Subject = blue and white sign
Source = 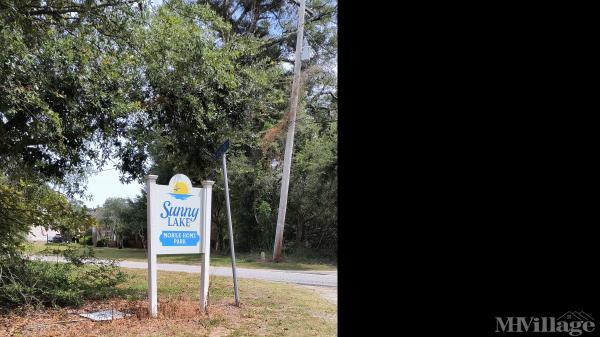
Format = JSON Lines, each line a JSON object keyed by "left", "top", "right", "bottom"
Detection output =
{"left": 146, "top": 173, "right": 214, "bottom": 317}
{"left": 159, "top": 231, "right": 200, "bottom": 246}
{"left": 149, "top": 174, "right": 207, "bottom": 255}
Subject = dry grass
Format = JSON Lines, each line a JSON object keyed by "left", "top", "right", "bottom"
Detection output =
{"left": 0, "top": 268, "right": 337, "bottom": 337}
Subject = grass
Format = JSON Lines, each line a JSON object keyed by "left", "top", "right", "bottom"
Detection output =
{"left": 0, "top": 267, "right": 337, "bottom": 337}
{"left": 24, "top": 242, "right": 337, "bottom": 271}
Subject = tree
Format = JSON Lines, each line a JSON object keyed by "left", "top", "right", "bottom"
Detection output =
{"left": 0, "top": 0, "right": 148, "bottom": 193}
{"left": 122, "top": 191, "right": 148, "bottom": 252}
{"left": 287, "top": 120, "right": 336, "bottom": 252}
{"left": 138, "top": 0, "right": 288, "bottom": 183}
{"left": 0, "top": 0, "right": 147, "bottom": 252}
{"left": 91, "top": 192, "right": 147, "bottom": 251}
{"left": 97, "top": 198, "right": 130, "bottom": 248}
{"left": 0, "top": 176, "right": 95, "bottom": 255}
{"left": 142, "top": 0, "right": 337, "bottom": 257}
{"left": 1, "top": 0, "right": 338, "bottom": 260}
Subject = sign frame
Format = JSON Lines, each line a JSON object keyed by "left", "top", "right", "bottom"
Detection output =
{"left": 146, "top": 174, "right": 214, "bottom": 317}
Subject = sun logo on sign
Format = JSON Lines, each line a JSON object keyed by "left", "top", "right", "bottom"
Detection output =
{"left": 169, "top": 181, "right": 193, "bottom": 200}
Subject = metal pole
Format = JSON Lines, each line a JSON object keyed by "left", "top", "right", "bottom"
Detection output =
{"left": 222, "top": 153, "right": 240, "bottom": 306}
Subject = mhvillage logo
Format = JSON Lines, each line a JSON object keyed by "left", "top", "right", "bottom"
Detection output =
{"left": 496, "top": 311, "right": 596, "bottom": 336}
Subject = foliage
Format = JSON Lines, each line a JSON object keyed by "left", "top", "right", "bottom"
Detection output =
{"left": 121, "top": 191, "right": 148, "bottom": 249}
{"left": 81, "top": 234, "right": 93, "bottom": 246}
{"left": 138, "top": 0, "right": 288, "bottom": 183}
{"left": 0, "top": 249, "right": 126, "bottom": 310}
{"left": 96, "top": 238, "right": 108, "bottom": 247}
{"left": 97, "top": 197, "right": 129, "bottom": 246}
{"left": 139, "top": 0, "right": 338, "bottom": 256}
{"left": 93, "top": 191, "right": 147, "bottom": 249}
{"left": 0, "top": 176, "right": 95, "bottom": 256}
{"left": 0, "top": 0, "right": 148, "bottom": 191}
{"left": 1, "top": 0, "right": 338, "bottom": 259}
{"left": 287, "top": 119, "right": 337, "bottom": 251}
{"left": 40, "top": 243, "right": 96, "bottom": 266}
{"left": 0, "top": 0, "right": 146, "bottom": 255}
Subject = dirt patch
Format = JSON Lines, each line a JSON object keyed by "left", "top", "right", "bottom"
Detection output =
{"left": 312, "top": 312, "right": 337, "bottom": 322}
{"left": 299, "top": 285, "right": 337, "bottom": 305}
{"left": 0, "top": 298, "right": 243, "bottom": 337}
{"left": 208, "top": 326, "right": 232, "bottom": 337}
{"left": 0, "top": 271, "right": 337, "bottom": 337}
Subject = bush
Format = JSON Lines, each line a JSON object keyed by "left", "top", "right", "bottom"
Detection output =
{"left": 96, "top": 238, "right": 108, "bottom": 247}
{"left": 0, "top": 248, "right": 126, "bottom": 310}
{"left": 80, "top": 235, "right": 93, "bottom": 246}
{"left": 0, "top": 259, "right": 83, "bottom": 308}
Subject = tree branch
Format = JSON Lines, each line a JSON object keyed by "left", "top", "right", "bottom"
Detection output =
{"left": 26, "top": 0, "right": 140, "bottom": 16}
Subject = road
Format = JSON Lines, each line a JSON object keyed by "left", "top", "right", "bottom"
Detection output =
{"left": 32, "top": 256, "right": 337, "bottom": 288}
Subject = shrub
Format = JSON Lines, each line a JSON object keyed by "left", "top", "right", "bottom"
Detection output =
{"left": 80, "top": 235, "right": 93, "bottom": 246}
{"left": 96, "top": 238, "right": 108, "bottom": 247}
{"left": 0, "top": 248, "right": 126, "bottom": 310}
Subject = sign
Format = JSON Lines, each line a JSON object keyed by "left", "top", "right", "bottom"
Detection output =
{"left": 80, "top": 310, "right": 130, "bottom": 321}
{"left": 150, "top": 174, "right": 204, "bottom": 254}
{"left": 159, "top": 231, "right": 200, "bottom": 246}
{"left": 214, "top": 139, "right": 230, "bottom": 159}
{"left": 146, "top": 174, "right": 214, "bottom": 317}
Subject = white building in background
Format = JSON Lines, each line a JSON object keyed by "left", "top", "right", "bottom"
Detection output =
{"left": 27, "top": 226, "right": 60, "bottom": 242}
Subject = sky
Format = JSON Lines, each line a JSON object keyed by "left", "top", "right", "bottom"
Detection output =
{"left": 81, "top": 167, "right": 144, "bottom": 209}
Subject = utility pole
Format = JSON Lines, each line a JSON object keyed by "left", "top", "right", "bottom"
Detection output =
{"left": 273, "top": 0, "right": 307, "bottom": 262}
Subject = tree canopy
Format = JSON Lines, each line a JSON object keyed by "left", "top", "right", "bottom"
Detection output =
{"left": 0, "top": 0, "right": 146, "bottom": 192}
{"left": 1, "top": 0, "right": 143, "bottom": 254}
{"left": 1, "top": 0, "right": 337, "bottom": 257}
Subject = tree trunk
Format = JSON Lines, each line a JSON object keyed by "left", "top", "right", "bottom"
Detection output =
{"left": 316, "top": 226, "right": 329, "bottom": 249}
{"left": 215, "top": 226, "right": 221, "bottom": 253}
{"left": 140, "top": 232, "right": 147, "bottom": 257}
{"left": 296, "top": 217, "right": 303, "bottom": 248}
{"left": 92, "top": 227, "right": 98, "bottom": 247}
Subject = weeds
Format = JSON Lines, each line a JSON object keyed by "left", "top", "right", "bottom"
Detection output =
{"left": 0, "top": 248, "right": 126, "bottom": 311}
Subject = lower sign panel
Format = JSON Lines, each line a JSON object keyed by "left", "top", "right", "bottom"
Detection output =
{"left": 160, "top": 231, "right": 200, "bottom": 246}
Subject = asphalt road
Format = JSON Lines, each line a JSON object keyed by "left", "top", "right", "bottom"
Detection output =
{"left": 32, "top": 256, "right": 337, "bottom": 288}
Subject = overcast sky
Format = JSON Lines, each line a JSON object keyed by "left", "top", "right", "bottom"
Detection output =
{"left": 80, "top": 168, "right": 144, "bottom": 209}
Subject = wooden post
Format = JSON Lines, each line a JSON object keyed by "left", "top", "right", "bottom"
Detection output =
{"left": 145, "top": 174, "right": 158, "bottom": 318}
{"left": 273, "top": 0, "right": 306, "bottom": 262}
{"left": 200, "top": 180, "right": 214, "bottom": 312}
